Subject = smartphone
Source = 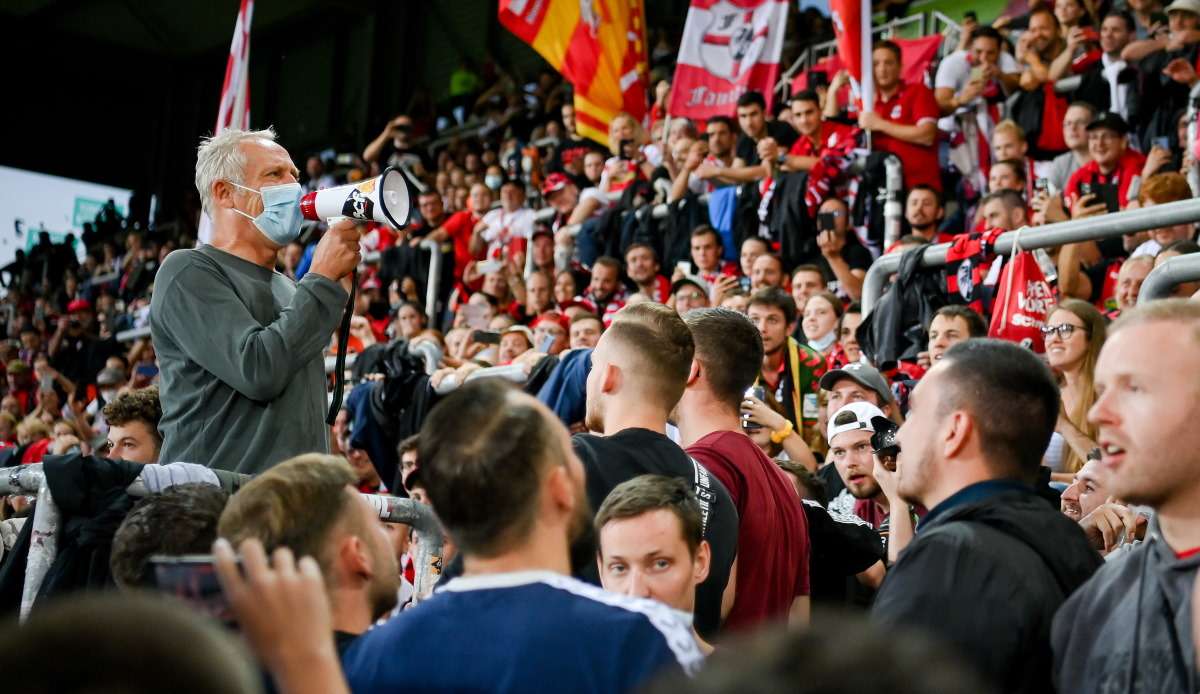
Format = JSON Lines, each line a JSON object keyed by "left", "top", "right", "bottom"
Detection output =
{"left": 151, "top": 554, "right": 237, "bottom": 625}
{"left": 538, "top": 334, "right": 557, "bottom": 353}
{"left": 476, "top": 259, "right": 503, "bottom": 275}
{"left": 40, "top": 375, "right": 53, "bottom": 390}
{"left": 1153, "top": 136, "right": 1171, "bottom": 150}
{"left": 619, "top": 138, "right": 635, "bottom": 161}
{"left": 1079, "top": 182, "right": 1093, "bottom": 197}
{"left": 472, "top": 330, "right": 501, "bottom": 345}
{"left": 135, "top": 363, "right": 159, "bottom": 379}
{"left": 676, "top": 260, "right": 692, "bottom": 274}
{"left": 1034, "top": 177, "right": 1049, "bottom": 194}
{"left": 969, "top": 66, "right": 985, "bottom": 83}
{"left": 808, "top": 71, "right": 829, "bottom": 90}
{"left": 817, "top": 212, "right": 837, "bottom": 232}
{"left": 741, "top": 386, "right": 766, "bottom": 432}
{"left": 1100, "top": 183, "right": 1121, "bottom": 213}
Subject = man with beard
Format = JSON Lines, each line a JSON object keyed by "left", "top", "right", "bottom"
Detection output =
{"left": 624, "top": 243, "right": 671, "bottom": 303}
{"left": 343, "top": 380, "right": 701, "bottom": 691}
{"left": 872, "top": 339, "right": 1101, "bottom": 693}
{"left": 1053, "top": 300, "right": 1200, "bottom": 692}
{"left": 218, "top": 454, "right": 399, "bottom": 656}
{"left": 826, "top": 402, "right": 914, "bottom": 559}
{"left": 903, "top": 186, "right": 956, "bottom": 246}
{"left": 579, "top": 256, "right": 627, "bottom": 325}
{"left": 573, "top": 302, "right": 737, "bottom": 640}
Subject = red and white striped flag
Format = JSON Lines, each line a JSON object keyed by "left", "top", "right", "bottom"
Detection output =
{"left": 668, "top": 0, "right": 788, "bottom": 121}
{"left": 830, "top": 0, "right": 874, "bottom": 113}
{"left": 199, "top": 0, "right": 254, "bottom": 244}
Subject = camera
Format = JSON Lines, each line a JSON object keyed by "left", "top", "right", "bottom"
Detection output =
{"left": 870, "top": 416, "right": 900, "bottom": 471}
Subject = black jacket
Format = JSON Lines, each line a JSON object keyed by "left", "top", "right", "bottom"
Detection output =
{"left": 857, "top": 247, "right": 946, "bottom": 367}
{"left": 872, "top": 485, "right": 1102, "bottom": 693}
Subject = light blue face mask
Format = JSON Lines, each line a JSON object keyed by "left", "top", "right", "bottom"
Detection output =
{"left": 229, "top": 181, "right": 304, "bottom": 246}
{"left": 808, "top": 329, "right": 838, "bottom": 352}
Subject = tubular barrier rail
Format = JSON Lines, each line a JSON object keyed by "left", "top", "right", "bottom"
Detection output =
{"left": 1, "top": 462, "right": 445, "bottom": 620}
{"left": 432, "top": 363, "right": 530, "bottom": 395}
{"left": 861, "top": 198, "right": 1200, "bottom": 315}
{"left": 1138, "top": 254, "right": 1200, "bottom": 303}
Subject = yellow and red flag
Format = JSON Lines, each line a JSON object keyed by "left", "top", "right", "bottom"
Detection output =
{"left": 499, "top": 0, "right": 648, "bottom": 146}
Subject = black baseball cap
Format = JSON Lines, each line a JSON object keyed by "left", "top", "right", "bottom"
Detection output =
{"left": 1086, "top": 112, "right": 1129, "bottom": 136}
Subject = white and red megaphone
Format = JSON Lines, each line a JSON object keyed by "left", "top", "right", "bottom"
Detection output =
{"left": 299, "top": 166, "right": 413, "bottom": 229}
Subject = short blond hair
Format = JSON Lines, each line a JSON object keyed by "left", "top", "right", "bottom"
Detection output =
{"left": 993, "top": 119, "right": 1026, "bottom": 143}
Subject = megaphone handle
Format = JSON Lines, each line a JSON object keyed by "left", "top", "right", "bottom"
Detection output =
{"left": 325, "top": 267, "right": 357, "bottom": 425}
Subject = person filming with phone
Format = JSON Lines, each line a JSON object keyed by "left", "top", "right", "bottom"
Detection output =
{"left": 813, "top": 198, "right": 872, "bottom": 302}
{"left": 151, "top": 128, "right": 362, "bottom": 474}
{"left": 1064, "top": 111, "right": 1145, "bottom": 216}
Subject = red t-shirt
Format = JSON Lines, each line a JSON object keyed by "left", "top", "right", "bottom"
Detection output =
{"left": 871, "top": 83, "right": 941, "bottom": 191}
{"left": 1063, "top": 149, "right": 1147, "bottom": 211}
{"left": 788, "top": 120, "right": 857, "bottom": 158}
{"left": 687, "top": 430, "right": 810, "bottom": 631}
{"left": 441, "top": 210, "right": 483, "bottom": 283}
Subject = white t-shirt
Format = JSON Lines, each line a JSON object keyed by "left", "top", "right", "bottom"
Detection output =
{"left": 935, "top": 49, "right": 1020, "bottom": 95}
{"left": 1130, "top": 239, "right": 1162, "bottom": 259}
{"left": 480, "top": 207, "right": 534, "bottom": 260}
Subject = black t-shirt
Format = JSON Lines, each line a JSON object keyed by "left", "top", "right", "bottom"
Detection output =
{"left": 811, "top": 240, "right": 873, "bottom": 284}
{"left": 802, "top": 499, "right": 884, "bottom": 608}
{"left": 735, "top": 120, "right": 799, "bottom": 166}
{"left": 572, "top": 427, "right": 739, "bottom": 640}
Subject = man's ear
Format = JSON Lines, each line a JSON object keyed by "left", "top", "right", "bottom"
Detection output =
{"left": 943, "top": 410, "right": 972, "bottom": 461}
{"left": 212, "top": 179, "right": 237, "bottom": 211}
{"left": 337, "top": 534, "right": 372, "bottom": 582}
{"left": 693, "top": 540, "right": 712, "bottom": 585}
{"left": 601, "top": 362, "right": 620, "bottom": 396}
{"left": 686, "top": 359, "right": 701, "bottom": 387}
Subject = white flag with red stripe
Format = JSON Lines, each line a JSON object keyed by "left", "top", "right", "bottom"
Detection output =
{"left": 668, "top": 0, "right": 788, "bottom": 121}
{"left": 830, "top": 0, "right": 873, "bottom": 113}
{"left": 199, "top": 0, "right": 254, "bottom": 244}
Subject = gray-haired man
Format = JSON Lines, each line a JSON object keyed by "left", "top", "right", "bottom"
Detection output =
{"left": 151, "top": 128, "right": 361, "bottom": 473}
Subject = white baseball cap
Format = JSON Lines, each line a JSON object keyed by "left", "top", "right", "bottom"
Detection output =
{"left": 827, "top": 401, "right": 887, "bottom": 444}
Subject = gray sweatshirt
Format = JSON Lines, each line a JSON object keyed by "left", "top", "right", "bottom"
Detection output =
{"left": 150, "top": 245, "right": 347, "bottom": 474}
{"left": 1052, "top": 518, "right": 1199, "bottom": 693}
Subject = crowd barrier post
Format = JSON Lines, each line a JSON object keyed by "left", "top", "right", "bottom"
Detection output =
{"left": 362, "top": 494, "right": 445, "bottom": 603}
{"left": 1137, "top": 253, "right": 1200, "bottom": 303}
{"left": 883, "top": 155, "right": 904, "bottom": 250}
{"left": 861, "top": 198, "right": 1200, "bottom": 315}
{"left": 419, "top": 237, "right": 442, "bottom": 327}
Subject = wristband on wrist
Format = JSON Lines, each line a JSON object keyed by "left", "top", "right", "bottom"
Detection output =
{"left": 769, "top": 420, "right": 794, "bottom": 444}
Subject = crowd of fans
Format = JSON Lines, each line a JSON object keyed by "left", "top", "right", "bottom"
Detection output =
{"left": 2, "top": 2, "right": 1200, "bottom": 692}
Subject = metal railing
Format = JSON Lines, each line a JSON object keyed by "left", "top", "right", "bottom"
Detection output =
{"left": 1138, "top": 254, "right": 1200, "bottom": 303}
{"left": 861, "top": 198, "right": 1200, "bottom": 315}
{"left": 1, "top": 462, "right": 445, "bottom": 620}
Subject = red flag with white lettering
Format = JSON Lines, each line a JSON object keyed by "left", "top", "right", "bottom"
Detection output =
{"left": 829, "top": 0, "right": 873, "bottom": 113}
{"left": 668, "top": 0, "right": 788, "bottom": 121}
{"left": 199, "top": 0, "right": 254, "bottom": 245}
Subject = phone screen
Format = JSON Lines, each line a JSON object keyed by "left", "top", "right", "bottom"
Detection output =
{"left": 1101, "top": 183, "right": 1121, "bottom": 213}
{"left": 151, "top": 554, "right": 236, "bottom": 626}
{"left": 817, "top": 212, "right": 837, "bottom": 232}
{"left": 461, "top": 304, "right": 490, "bottom": 330}
{"left": 538, "top": 335, "right": 557, "bottom": 353}
{"left": 472, "top": 330, "right": 501, "bottom": 345}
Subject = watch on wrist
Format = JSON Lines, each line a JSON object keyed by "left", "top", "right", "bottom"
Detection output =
{"left": 776, "top": 151, "right": 788, "bottom": 165}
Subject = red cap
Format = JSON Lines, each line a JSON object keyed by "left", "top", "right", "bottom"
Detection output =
{"left": 531, "top": 311, "right": 569, "bottom": 332}
{"left": 67, "top": 299, "right": 92, "bottom": 314}
{"left": 541, "top": 173, "right": 571, "bottom": 197}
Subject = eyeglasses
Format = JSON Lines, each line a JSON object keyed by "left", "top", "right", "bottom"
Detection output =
{"left": 1040, "top": 323, "right": 1087, "bottom": 340}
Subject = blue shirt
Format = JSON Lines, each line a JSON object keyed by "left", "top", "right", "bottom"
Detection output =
{"left": 918, "top": 479, "right": 1032, "bottom": 530}
{"left": 342, "top": 570, "right": 702, "bottom": 693}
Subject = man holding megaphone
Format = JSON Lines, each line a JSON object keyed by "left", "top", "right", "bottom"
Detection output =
{"left": 150, "top": 127, "right": 409, "bottom": 474}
